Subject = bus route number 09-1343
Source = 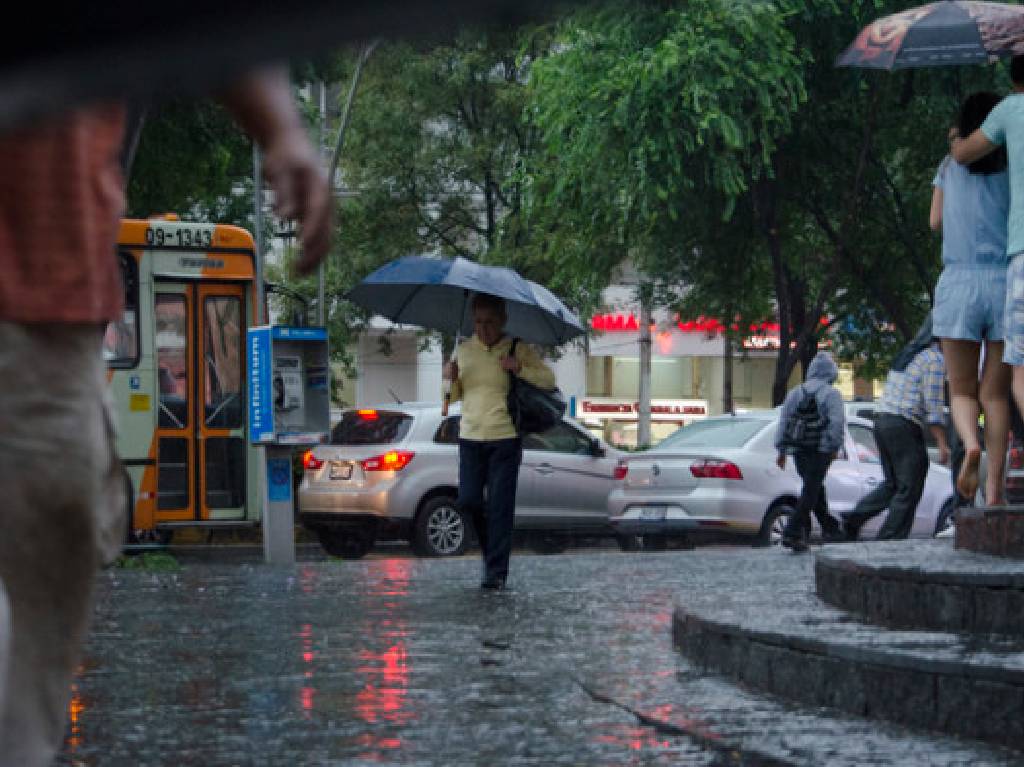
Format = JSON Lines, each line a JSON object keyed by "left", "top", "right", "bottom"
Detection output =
{"left": 145, "top": 226, "right": 213, "bottom": 249}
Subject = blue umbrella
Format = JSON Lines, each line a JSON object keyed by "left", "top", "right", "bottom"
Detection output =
{"left": 346, "top": 255, "right": 585, "bottom": 346}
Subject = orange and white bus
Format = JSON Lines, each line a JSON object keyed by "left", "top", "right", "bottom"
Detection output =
{"left": 104, "top": 216, "right": 263, "bottom": 543}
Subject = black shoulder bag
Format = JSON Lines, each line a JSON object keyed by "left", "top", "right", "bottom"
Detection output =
{"left": 506, "top": 338, "right": 566, "bottom": 434}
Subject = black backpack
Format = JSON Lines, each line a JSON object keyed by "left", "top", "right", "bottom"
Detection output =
{"left": 782, "top": 385, "right": 826, "bottom": 451}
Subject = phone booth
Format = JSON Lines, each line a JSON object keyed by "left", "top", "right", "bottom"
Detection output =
{"left": 248, "top": 325, "right": 330, "bottom": 564}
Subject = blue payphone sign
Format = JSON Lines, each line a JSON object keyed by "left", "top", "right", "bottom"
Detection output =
{"left": 248, "top": 326, "right": 275, "bottom": 443}
{"left": 247, "top": 325, "right": 330, "bottom": 445}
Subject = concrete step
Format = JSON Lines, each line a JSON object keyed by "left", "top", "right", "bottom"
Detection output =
{"left": 815, "top": 540, "right": 1024, "bottom": 635}
{"left": 672, "top": 543, "right": 1024, "bottom": 751}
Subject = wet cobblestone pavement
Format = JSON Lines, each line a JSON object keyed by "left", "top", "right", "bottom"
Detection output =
{"left": 56, "top": 547, "right": 1022, "bottom": 766}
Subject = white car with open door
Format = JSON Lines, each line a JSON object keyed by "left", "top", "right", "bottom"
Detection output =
{"left": 608, "top": 410, "right": 957, "bottom": 545}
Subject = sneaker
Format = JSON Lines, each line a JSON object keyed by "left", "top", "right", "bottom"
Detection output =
{"left": 480, "top": 577, "right": 506, "bottom": 590}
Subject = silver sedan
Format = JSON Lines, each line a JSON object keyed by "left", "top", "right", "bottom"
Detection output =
{"left": 608, "top": 410, "right": 958, "bottom": 545}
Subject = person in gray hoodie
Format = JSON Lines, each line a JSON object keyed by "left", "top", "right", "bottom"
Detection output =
{"left": 775, "top": 351, "right": 845, "bottom": 551}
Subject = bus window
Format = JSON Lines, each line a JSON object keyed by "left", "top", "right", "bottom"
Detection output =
{"left": 203, "top": 296, "right": 242, "bottom": 428}
{"left": 103, "top": 252, "right": 139, "bottom": 368}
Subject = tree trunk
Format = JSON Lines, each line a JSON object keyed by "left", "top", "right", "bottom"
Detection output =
{"left": 722, "top": 333, "right": 734, "bottom": 415}
{"left": 755, "top": 178, "right": 797, "bottom": 406}
{"left": 637, "top": 288, "right": 652, "bottom": 448}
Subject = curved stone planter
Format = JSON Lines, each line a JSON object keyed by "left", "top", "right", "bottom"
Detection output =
{"left": 673, "top": 575, "right": 1024, "bottom": 750}
{"left": 815, "top": 542, "right": 1024, "bottom": 635}
{"left": 956, "top": 507, "right": 1024, "bottom": 557}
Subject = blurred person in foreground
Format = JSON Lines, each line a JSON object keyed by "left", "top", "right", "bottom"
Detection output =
{"left": 774, "top": 351, "right": 845, "bottom": 553}
{"left": 0, "top": 67, "right": 331, "bottom": 767}
{"left": 843, "top": 319, "right": 949, "bottom": 541}
{"left": 443, "top": 293, "right": 555, "bottom": 590}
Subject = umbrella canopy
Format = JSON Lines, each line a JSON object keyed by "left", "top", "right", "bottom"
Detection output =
{"left": 837, "top": 1, "right": 1024, "bottom": 70}
{"left": 346, "top": 256, "right": 585, "bottom": 346}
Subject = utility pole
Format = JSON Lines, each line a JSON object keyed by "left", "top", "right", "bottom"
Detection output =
{"left": 317, "top": 40, "right": 380, "bottom": 326}
{"left": 253, "top": 146, "right": 265, "bottom": 324}
{"left": 316, "top": 80, "right": 328, "bottom": 325}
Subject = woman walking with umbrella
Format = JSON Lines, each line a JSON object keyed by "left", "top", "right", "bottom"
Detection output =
{"left": 443, "top": 292, "right": 555, "bottom": 589}
{"left": 347, "top": 255, "right": 581, "bottom": 586}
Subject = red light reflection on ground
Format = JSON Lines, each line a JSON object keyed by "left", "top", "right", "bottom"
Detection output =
{"left": 299, "top": 622, "right": 315, "bottom": 717}
{"left": 594, "top": 724, "right": 670, "bottom": 751}
{"left": 368, "top": 559, "right": 412, "bottom": 597}
{"left": 66, "top": 669, "right": 86, "bottom": 753}
{"left": 351, "top": 559, "right": 418, "bottom": 758}
{"left": 355, "top": 642, "right": 412, "bottom": 725}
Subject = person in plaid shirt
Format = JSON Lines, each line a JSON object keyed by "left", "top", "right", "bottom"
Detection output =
{"left": 843, "top": 320, "right": 950, "bottom": 540}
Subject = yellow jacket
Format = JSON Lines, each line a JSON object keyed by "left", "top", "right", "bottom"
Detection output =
{"left": 448, "top": 335, "right": 556, "bottom": 441}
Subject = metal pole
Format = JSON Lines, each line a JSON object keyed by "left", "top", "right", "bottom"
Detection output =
{"left": 253, "top": 145, "right": 265, "bottom": 325}
{"left": 317, "top": 80, "right": 328, "bottom": 325}
{"left": 316, "top": 41, "right": 380, "bottom": 327}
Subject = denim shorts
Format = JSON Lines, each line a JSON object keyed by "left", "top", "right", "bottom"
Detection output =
{"left": 933, "top": 264, "right": 1007, "bottom": 342}
{"left": 1004, "top": 254, "right": 1024, "bottom": 365}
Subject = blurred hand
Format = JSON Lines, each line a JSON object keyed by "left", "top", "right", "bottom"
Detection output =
{"left": 262, "top": 127, "right": 331, "bottom": 275}
{"left": 938, "top": 446, "right": 950, "bottom": 466}
{"left": 443, "top": 360, "right": 459, "bottom": 381}
{"left": 500, "top": 355, "right": 522, "bottom": 374}
{"left": 775, "top": 454, "right": 786, "bottom": 470}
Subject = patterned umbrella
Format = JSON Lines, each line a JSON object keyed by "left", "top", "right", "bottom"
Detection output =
{"left": 837, "top": 1, "right": 1024, "bottom": 70}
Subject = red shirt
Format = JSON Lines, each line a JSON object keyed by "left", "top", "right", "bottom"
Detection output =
{"left": 0, "top": 104, "right": 127, "bottom": 323}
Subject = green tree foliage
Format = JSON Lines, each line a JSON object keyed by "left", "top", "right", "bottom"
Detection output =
{"left": 523, "top": 0, "right": 809, "bottom": 317}
{"left": 524, "top": 0, "right": 1008, "bottom": 401}
{"left": 297, "top": 31, "right": 545, "bottom": 369}
{"left": 126, "top": 99, "right": 254, "bottom": 226}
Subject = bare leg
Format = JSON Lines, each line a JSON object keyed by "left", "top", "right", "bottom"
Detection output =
{"left": 942, "top": 339, "right": 982, "bottom": 499}
{"left": 979, "top": 341, "right": 1011, "bottom": 505}
{"left": 1012, "top": 367, "right": 1024, "bottom": 465}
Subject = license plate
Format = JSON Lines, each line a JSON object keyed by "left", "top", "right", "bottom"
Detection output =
{"left": 640, "top": 507, "right": 666, "bottom": 521}
{"left": 329, "top": 462, "right": 353, "bottom": 480}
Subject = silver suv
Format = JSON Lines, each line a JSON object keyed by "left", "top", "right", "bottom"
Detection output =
{"left": 298, "top": 403, "right": 625, "bottom": 558}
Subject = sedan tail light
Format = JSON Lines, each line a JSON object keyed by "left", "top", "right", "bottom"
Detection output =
{"left": 690, "top": 459, "right": 743, "bottom": 480}
{"left": 302, "top": 450, "right": 324, "bottom": 471}
{"left": 613, "top": 460, "right": 628, "bottom": 480}
{"left": 361, "top": 450, "right": 415, "bottom": 472}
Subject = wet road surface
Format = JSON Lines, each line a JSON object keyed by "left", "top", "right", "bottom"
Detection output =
{"left": 55, "top": 548, "right": 1020, "bottom": 766}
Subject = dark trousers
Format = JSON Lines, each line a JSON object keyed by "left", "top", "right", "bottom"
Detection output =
{"left": 783, "top": 450, "right": 840, "bottom": 539}
{"left": 457, "top": 437, "right": 522, "bottom": 581}
{"left": 845, "top": 413, "right": 928, "bottom": 540}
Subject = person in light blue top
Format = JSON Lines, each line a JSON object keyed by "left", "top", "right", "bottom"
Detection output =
{"left": 953, "top": 57, "right": 1024, "bottom": 506}
{"left": 932, "top": 92, "right": 1011, "bottom": 505}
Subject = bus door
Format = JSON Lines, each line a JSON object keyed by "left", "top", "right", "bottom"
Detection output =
{"left": 155, "top": 282, "right": 247, "bottom": 523}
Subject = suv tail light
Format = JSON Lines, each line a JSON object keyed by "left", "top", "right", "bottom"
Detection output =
{"left": 613, "top": 460, "right": 628, "bottom": 480}
{"left": 690, "top": 459, "right": 743, "bottom": 480}
{"left": 302, "top": 450, "right": 324, "bottom": 471}
{"left": 361, "top": 450, "right": 415, "bottom": 472}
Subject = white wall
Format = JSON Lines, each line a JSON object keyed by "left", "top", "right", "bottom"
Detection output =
{"left": 356, "top": 331, "right": 434, "bottom": 406}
